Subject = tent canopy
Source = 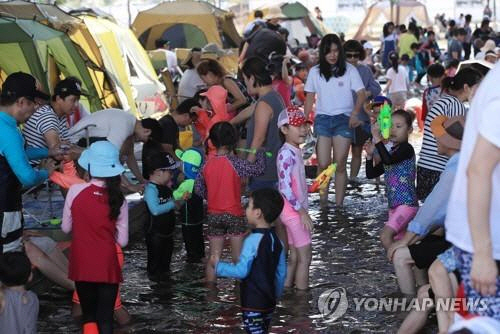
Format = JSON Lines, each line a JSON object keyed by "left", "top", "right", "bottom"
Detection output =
{"left": 72, "top": 10, "right": 165, "bottom": 117}
{"left": 235, "top": 2, "right": 329, "bottom": 46}
{"left": 0, "top": 0, "right": 120, "bottom": 111}
{"left": 354, "top": 0, "right": 431, "bottom": 41}
{"left": 132, "top": 0, "right": 242, "bottom": 51}
{"left": 0, "top": 16, "right": 103, "bottom": 111}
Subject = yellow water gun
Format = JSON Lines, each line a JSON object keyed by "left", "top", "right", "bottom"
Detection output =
{"left": 377, "top": 102, "right": 392, "bottom": 140}
{"left": 308, "top": 163, "right": 336, "bottom": 193}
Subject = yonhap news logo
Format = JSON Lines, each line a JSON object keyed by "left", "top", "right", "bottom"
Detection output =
{"left": 317, "top": 287, "right": 349, "bottom": 320}
{"left": 318, "top": 287, "right": 489, "bottom": 320}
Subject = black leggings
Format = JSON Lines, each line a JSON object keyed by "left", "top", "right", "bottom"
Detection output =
{"left": 75, "top": 281, "right": 119, "bottom": 334}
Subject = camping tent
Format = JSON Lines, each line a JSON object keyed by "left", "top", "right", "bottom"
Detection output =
{"left": 0, "top": 16, "right": 104, "bottom": 111}
{"left": 132, "top": 0, "right": 242, "bottom": 51}
{"left": 72, "top": 10, "right": 166, "bottom": 117}
{"left": 354, "top": 0, "right": 431, "bottom": 41}
{"left": 234, "top": 2, "right": 329, "bottom": 46}
{"left": 0, "top": 1, "right": 120, "bottom": 112}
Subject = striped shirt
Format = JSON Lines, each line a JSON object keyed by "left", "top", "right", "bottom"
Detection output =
{"left": 418, "top": 94, "right": 465, "bottom": 172}
{"left": 22, "top": 105, "right": 69, "bottom": 163}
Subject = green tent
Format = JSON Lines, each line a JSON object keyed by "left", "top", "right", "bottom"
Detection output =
{"left": 0, "top": 16, "right": 101, "bottom": 111}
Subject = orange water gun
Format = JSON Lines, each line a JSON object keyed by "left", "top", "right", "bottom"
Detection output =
{"left": 308, "top": 163, "right": 336, "bottom": 193}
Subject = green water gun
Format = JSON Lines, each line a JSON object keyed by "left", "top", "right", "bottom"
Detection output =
{"left": 173, "top": 179, "right": 195, "bottom": 201}
{"left": 235, "top": 148, "right": 273, "bottom": 157}
{"left": 377, "top": 102, "right": 392, "bottom": 140}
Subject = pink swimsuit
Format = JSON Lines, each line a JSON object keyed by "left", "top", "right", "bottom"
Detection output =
{"left": 277, "top": 143, "right": 311, "bottom": 248}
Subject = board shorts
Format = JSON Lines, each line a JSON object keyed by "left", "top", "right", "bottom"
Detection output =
{"left": 280, "top": 214, "right": 311, "bottom": 248}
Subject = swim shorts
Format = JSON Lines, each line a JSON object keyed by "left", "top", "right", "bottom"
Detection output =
{"left": 207, "top": 213, "right": 248, "bottom": 238}
{"left": 385, "top": 205, "right": 418, "bottom": 240}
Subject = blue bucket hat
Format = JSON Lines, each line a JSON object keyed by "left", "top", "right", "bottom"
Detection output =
{"left": 78, "top": 141, "right": 125, "bottom": 177}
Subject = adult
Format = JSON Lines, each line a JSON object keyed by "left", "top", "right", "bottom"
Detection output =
{"left": 0, "top": 72, "right": 74, "bottom": 290}
{"left": 156, "top": 99, "right": 198, "bottom": 163}
{"left": 68, "top": 109, "right": 153, "bottom": 187}
{"left": 422, "top": 30, "right": 441, "bottom": 62}
{"left": 23, "top": 78, "right": 82, "bottom": 164}
{"left": 304, "top": 34, "right": 366, "bottom": 207}
{"left": 463, "top": 14, "right": 473, "bottom": 60}
{"left": 398, "top": 24, "right": 419, "bottom": 58}
{"left": 381, "top": 22, "right": 397, "bottom": 69}
{"left": 447, "top": 28, "right": 466, "bottom": 64}
{"left": 231, "top": 57, "right": 285, "bottom": 191}
{"left": 444, "top": 60, "right": 500, "bottom": 322}
{"left": 344, "top": 40, "right": 381, "bottom": 181}
{"left": 243, "top": 10, "right": 265, "bottom": 39}
{"left": 196, "top": 59, "right": 252, "bottom": 113}
{"left": 153, "top": 39, "right": 178, "bottom": 76}
{"left": 384, "top": 52, "right": 409, "bottom": 110}
{"left": 177, "top": 48, "right": 205, "bottom": 102}
{"left": 417, "top": 68, "right": 482, "bottom": 201}
{"left": 472, "top": 19, "right": 494, "bottom": 55}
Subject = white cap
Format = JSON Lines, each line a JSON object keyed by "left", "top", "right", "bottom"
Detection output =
{"left": 363, "top": 42, "right": 374, "bottom": 49}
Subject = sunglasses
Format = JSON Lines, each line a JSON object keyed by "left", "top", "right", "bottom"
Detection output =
{"left": 345, "top": 52, "right": 360, "bottom": 59}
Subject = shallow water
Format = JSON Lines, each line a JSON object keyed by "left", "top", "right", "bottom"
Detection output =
{"left": 36, "top": 135, "right": 437, "bottom": 334}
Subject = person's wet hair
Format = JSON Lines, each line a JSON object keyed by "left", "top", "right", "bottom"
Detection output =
{"left": 209, "top": 121, "right": 238, "bottom": 150}
{"left": 249, "top": 188, "right": 284, "bottom": 223}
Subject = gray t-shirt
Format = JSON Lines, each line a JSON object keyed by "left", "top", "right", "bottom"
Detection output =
{"left": 0, "top": 288, "right": 39, "bottom": 334}
{"left": 246, "top": 90, "right": 285, "bottom": 183}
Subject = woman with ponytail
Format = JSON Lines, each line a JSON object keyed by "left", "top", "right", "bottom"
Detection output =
{"left": 304, "top": 33, "right": 366, "bottom": 207}
{"left": 62, "top": 141, "right": 128, "bottom": 334}
{"left": 384, "top": 52, "right": 409, "bottom": 109}
{"left": 417, "top": 67, "right": 483, "bottom": 200}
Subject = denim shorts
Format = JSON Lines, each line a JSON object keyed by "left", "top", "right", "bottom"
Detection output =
{"left": 314, "top": 113, "right": 353, "bottom": 139}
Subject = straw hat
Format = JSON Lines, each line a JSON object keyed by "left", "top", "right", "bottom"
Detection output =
{"left": 481, "top": 39, "right": 496, "bottom": 53}
{"left": 264, "top": 6, "right": 284, "bottom": 21}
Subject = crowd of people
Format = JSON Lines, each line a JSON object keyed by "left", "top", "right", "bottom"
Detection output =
{"left": 0, "top": 8, "right": 499, "bottom": 334}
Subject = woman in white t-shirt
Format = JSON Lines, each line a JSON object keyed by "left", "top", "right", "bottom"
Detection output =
{"left": 304, "top": 34, "right": 366, "bottom": 207}
{"left": 384, "top": 52, "right": 409, "bottom": 110}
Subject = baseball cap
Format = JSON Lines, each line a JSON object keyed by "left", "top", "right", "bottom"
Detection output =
{"left": 430, "top": 115, "right": 465, "bottom": 151}
{"left": 373, "top": 95, "right": 393, "bottom": 106}
{"left": 277, "top": 106, "right": 311, "bottom": 127}
{"left": 54, "top": 78, "right": 82, "bottom": 98}
{"left": 148, "top": 152, "right": 181, "bottom": 172}
{"left": 363, "top": 42, "right": 374, "bottom": 50}
{"left": 1, "top": 72, "right": 50, "bottom": 101}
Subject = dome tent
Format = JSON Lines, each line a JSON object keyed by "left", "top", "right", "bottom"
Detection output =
{"left": 354, "top": 0, "right": 431, "bottom": 41}
{"left": 132, "top": 0, "right": 242, "bottom": 51}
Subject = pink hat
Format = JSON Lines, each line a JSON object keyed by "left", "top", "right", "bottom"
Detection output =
{"left": 200, "top": 85, "right": 227, "bottom": 114}
{"left": 277, "top": 106, "right": 311, "bottom": 127}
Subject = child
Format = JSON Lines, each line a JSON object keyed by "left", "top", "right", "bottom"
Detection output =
{"left": 143, "top": 152, "right": 182, "bottom": 281}
{"left": 195, "top": 122, "right": 265, "bottom": 281}
{"left": 276, "top": 106, "right": 314, "bottom": 290}
{"left": 421, "top": 64, "right": 445, "bottom": 124}
{"left": 365, "top": 110, "right": 418, "bottom": 251}
{"left": 0, "top": 252, "right": 38, "bottom": 334}
{"left": 445, "top": 59, "right": 459, "bottom": 77}
{"left": 62, "top": 141, "right": 128, "bottom": 334}
{"left": 384, "top": 52, "right": 409, "bottom": 110}
{"left": 175, "top": 148, "right": 205, "bottom": 263}
{"left": 208, "top": 188, "right": 286, "bottom": 334}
